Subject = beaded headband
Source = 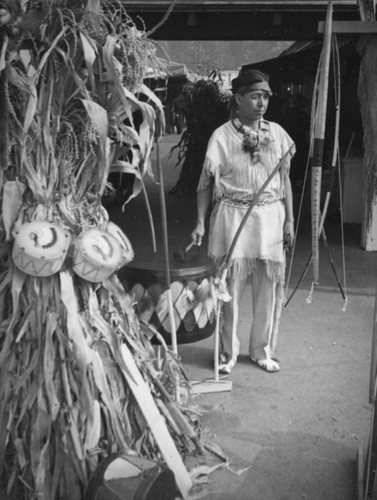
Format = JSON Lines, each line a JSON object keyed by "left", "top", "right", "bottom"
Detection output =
{"left": 234, "top": 81, "right": 272, "bottom": 96}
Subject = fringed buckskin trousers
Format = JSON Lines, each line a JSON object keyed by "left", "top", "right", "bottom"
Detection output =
{"left": 220, "top": 259, "right": 279, "bottom": 363}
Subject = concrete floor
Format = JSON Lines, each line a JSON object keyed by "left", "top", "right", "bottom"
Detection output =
{"left": 107, "top": 134, "right": 377, "bottom": 500}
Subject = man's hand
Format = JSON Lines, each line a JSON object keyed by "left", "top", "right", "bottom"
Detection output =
{"left": 283, "top": 220, "right": 295, "bottom": 251}
{"left": 191, "top": 222, "right": 205, "bottom": 246}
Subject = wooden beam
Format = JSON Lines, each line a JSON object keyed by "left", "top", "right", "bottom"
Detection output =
{"left": 190, "top": 379, "right": 233, "bottom": 394}
{"left": 130, "top": 10, "right": 358, "bottom": 40}
{"left": 122, "top": 0, "right": 360, "bottom": 10}
{"left": 119, "top": 343, "right": 193, "bottom": 498}
{"left": 318, "top": 20, "right": 377, "bottom": 32}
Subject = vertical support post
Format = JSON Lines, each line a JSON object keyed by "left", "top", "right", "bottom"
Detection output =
{"left": 155, "top": 138, "right": 178, "bottom": 354}
{"left": 311, "top": 2, "right": 333, "bottom": 284}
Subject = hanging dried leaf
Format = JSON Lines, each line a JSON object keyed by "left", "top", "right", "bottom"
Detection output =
{"left": 0, "top": 2, "right": 213, "bottom": 499}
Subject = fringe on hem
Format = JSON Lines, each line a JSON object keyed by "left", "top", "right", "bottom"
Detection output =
{"left": 211, "top": 256, "right": 286, "bottom": 357}
{"left": 211, "top": 256, "right": 285, "bottom": 283}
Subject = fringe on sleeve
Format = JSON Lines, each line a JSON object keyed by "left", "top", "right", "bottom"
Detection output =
{"left": 281, "top": 135, "right": 296, "bottom": 174}
{"left": 197, "top": 157, "right": 218, "bottom": 191}
{"left": 279, "top": 133, "right": 296, "bottom": 198}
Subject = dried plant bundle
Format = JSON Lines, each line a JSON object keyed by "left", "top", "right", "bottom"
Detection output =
{"left": 0, "top": 2, "right": 203, "bottom": 499}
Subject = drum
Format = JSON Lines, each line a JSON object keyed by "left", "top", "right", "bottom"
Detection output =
{"left": 122, "top": 256, "right": 217, "bottom": 345}
{"left": 85, "top": 453, "right": 177, "bottom": 500}
{"left": 72, "top": 228, "right": 123, "bottom": 283}
{"left": 12, "top": 220, "right": 71, "bottom": 277}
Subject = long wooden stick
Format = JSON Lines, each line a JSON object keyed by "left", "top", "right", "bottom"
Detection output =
{"left": 369, "top": 285, "right": 377, "bottom": 403}
{"left": 221, "top": 143, "right": 295, "bottom": 275}
{"left": 311, "top": 2, "right": 333, "bottom": 285}
{"left": 140, "top": 176, "right": 157, "bottom": 252}
{"left": 148, "top": 365, "right": 205, "bottom": 454}
{"left": 213, "top": 301, "right": 222, "bottom": 382}
{"left": 156, "top": 138, "right": 178, "bottom": 354}
{"left": 284, "top": 223, "right": 346, "bottom": 309}
{"left": 119, "top": 343, "right": 192, "bottom": 498}
{"left": 285, "top": 32, "right": 347, "bottom": 308}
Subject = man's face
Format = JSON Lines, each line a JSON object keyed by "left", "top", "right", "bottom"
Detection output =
{"left": 236, "top": 90, "right": 270, "bottom": 123}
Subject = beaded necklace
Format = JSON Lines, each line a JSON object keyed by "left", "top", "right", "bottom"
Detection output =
{"left": 232, "top": 118, "right": 275, "bottom": 157}
{"left": 232, "top": 118, "right": 261, "bottom": 156}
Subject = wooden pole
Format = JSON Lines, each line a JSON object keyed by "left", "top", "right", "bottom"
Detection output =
{"left": 155, "top": 138, "right": 178, "bottom": 354}
{"left": 120, "top": 343, "right": 192, "bottom": 498}
{"left": 285, "top": 34, "right": 347, "bottom": 308}
{"left": 311, "top": 2, "right": 333, "bottom": 285}
{"left": 223, "top": 144, "right": 294, "bottom": 272}
{"left": 369, "top": 284, "right": 377, "bottom": 403}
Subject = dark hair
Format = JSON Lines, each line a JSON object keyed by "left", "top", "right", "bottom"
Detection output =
{"left": 231, "top": 69, "right": 270, "bottom": 94}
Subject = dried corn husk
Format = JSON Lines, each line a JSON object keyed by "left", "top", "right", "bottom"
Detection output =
{"left": 0, "top": 2, "right": 205, "bottom": 499}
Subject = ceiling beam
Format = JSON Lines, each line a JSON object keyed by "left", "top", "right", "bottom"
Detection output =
{"left": 120, "top": 0, "right": 360, "bottom": 11}
{"left": 119, "top": 1, "right": 362, "bottom": 40}
{"left": 318, "top": 20, "right": 377, "bottom": 32}
{"left": 127, "top": 10, "right": 360, "bottom": 40}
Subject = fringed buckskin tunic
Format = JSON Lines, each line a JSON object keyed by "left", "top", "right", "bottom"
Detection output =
{"left": 197, "top": 119, "right": 295, "bottom": 284}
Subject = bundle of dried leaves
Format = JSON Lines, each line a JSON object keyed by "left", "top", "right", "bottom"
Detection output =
{"left": 170, "top": 78, "right": 230, "bottom": 197}
{"left": 0, "top": 2, "right": 204, "bottom": 499}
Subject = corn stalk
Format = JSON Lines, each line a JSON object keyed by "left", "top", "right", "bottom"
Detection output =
{"left": 0, "top": 2, "right": 200, "bottom": 499}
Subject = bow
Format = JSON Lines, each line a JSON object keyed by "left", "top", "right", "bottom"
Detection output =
{"left": 311, "top": 1, "right": 333, "bottom": 285}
